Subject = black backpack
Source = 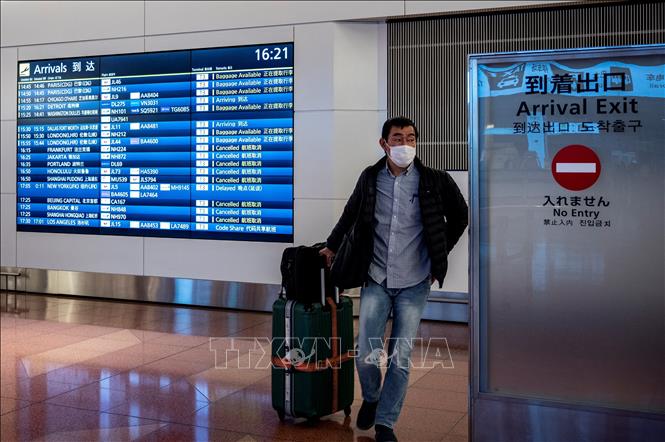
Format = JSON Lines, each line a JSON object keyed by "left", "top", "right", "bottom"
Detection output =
{"left": 280, "top": 243, "right": 334, "bottom": 304}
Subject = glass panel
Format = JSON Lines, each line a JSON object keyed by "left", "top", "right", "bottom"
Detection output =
{"left": 474, "top": 46, "right": 665, "bottom": 413}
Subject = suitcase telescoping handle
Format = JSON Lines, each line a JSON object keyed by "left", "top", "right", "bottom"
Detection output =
{"left": 320, "top": 268, "right": 325, "bottom": 306}
{"left": 319, "top": 267, "right": 340, "bottom": 306}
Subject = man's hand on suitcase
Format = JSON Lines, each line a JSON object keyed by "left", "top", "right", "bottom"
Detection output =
{"left": 319, "top": 247, "right": 336, "bottom": 268}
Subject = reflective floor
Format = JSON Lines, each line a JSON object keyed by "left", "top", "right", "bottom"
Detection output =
{"left": 1, "top": 293, "right": 469, "bottom": 441}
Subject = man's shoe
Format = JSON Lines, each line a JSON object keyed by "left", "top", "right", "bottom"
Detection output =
{"left": 356, "top": 400, "right": 378, "bottom": 430}
{"left": 375, "top": 424, "right": 398, "bottom": 442}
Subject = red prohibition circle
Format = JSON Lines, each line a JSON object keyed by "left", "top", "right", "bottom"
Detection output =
{"left": 551, "top": 144, "right": 601, "bottom": 191}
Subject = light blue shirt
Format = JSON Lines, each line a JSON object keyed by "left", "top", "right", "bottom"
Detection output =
{"left": 368, "top": 161, "right": 431, "bottom": 289}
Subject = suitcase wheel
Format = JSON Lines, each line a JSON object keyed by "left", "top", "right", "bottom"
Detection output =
{"left": 277, "top": 410, "right": 285, "bottom": 422}
{"left": 344, "top": 406, "right": 352, "bottom": 416}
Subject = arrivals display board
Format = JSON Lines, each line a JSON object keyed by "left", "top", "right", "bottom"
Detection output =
{"left": 16, "top": 43, "right": 294, "bottom": 242}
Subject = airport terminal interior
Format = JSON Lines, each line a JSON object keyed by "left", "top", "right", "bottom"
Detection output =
{"left": 1, "top": 294, "right": 469, "bottom": 441}
{"left": 1, "top": 1, "right": 663, "bottom": 441}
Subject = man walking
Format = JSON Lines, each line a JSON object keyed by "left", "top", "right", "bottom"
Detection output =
{"left": 320, "top": 117, "right": 468, "bottom": 442}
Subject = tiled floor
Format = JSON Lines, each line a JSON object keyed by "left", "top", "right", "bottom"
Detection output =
{"left": 1, "top": 293, "right": 469, "bottom": 441}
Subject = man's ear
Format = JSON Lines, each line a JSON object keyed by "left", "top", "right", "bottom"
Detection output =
{"left": 379, "top": 138, "right": 389, "bottom": 154}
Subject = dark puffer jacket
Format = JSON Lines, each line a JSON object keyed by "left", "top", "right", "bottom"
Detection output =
{"left": 326, "top": 156, "right": 468, "bottom": 287}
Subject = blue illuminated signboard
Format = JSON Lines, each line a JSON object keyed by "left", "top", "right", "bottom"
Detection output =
{"left": 16, "top": 43, "right": 294, "bottom": 242}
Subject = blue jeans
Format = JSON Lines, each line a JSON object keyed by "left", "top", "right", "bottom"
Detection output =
{"left": 356, "top": 276, "right": 431, "bottom": 429}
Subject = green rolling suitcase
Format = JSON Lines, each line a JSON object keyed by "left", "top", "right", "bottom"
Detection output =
{"left": 271, "top": 268, "right": 355, "bottom": 422}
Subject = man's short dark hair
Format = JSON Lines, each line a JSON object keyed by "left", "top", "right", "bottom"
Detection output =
{"left": 381, "top": 116, "right": 419, "bottom": 140}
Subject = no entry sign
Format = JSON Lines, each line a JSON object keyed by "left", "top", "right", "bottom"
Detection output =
{"left": 551, "top": 145, "right": 601, "bottom": 191}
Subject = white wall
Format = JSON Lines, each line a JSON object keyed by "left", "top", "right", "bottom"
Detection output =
{"left": 0, "top": 0, "right": 513, "bottom": 290}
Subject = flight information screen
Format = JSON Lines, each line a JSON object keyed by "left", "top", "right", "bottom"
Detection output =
{"left": 16, "top": 43, "right": 294, "bottom": 242}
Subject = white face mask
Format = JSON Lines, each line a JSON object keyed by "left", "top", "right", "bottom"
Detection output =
{"left": 388, "top": 144, "right": 416, "bottom": 168}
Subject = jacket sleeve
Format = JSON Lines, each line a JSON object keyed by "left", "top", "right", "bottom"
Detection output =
{"left": 326, "top": 171, "right": 365, "bottom": 253}
{"left": 439, "top": 171, "right": 469, "bottom": 253}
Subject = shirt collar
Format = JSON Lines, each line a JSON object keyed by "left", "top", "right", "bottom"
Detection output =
{"left": 385, "top": 158, "right": 416, "bottom": 177}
